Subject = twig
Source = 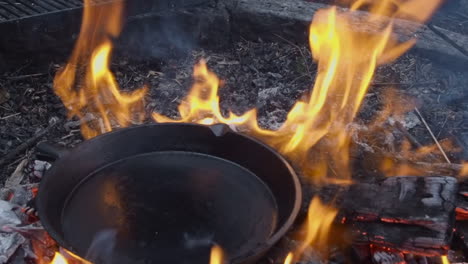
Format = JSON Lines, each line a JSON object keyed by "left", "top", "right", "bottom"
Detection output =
{"left": 0, "top": 118, "right": 59, "bottom": 167}
{"left": 436, "top": 114, "right": 449, "bottom": 139}
{"left": 0, "top": 113, "right": 20, "bottom": 120}
{"left": 371, "top": 82, "right": 437, "bottom": 87}
{"left": 414, "top": 107, "right": 451, "bottom": 164}
{"left": 6, "top": 73, "right": 47, "bottom": 81}
{"left": 273, "top": 33, "right": 313, "bottom": 76}
{"left": 5, "top": 159, "right": 27, "bottom": 188}
{"left": 394, "top": 121, "right": 423, "bottom": 148}
{"left": 413, "top": 161, "right": 463, "bottom": 172}
{"left": 392, "top": 155, "right": 462, "bottom": 175}
{"left": 455, "top": 11, "right": 468, "bottom": 21}
{"left": 427, "top": 23, "right": 468, "bottom": 57}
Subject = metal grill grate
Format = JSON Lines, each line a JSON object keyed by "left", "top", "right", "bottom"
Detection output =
{"left": 0, "top": 0, "right": 121, "bottom": 23}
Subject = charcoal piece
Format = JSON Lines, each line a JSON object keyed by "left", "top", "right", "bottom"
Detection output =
{"left": 339, "top": 176, "right": 457, "bottom": 256}
{"left": 372, "top": 250, "right": 405, "bottom": 264}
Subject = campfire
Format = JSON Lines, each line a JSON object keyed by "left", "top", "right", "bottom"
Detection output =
{"left": 1, "top": 0, "right": 468, "bottom": 263}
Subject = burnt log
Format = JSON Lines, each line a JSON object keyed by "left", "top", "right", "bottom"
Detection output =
{"left": 226, "top": 0, "right": 468, "bottom": 66}
{"left": 338, "top": 176, "right": 457, "bottom": 256}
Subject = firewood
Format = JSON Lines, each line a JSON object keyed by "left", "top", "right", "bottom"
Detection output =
{"left": 337, "top": 176, "right": 457, "bottom": 256}
{"left": 226, "top": 0, "right": 468, "bottom": 66}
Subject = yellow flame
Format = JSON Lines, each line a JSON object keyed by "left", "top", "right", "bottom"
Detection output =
{"left": 53, "top": 0, "right": 146, "bottom": 139}
{"left": 53, "top": 0, "right": 445, "bottom": 262}
{"left": 284, "top": 252, "right": 293, "bottom": 264}
{"left": 152, "top": 59, "right": 258, "bottom": 127}
{"left": 209, "top": 245, "right": 224, "bottom": 264}
{"left": 460, "top": 162, "right": 468, "bottom": 177}
{"left": 50, "top": 253, "right": 68, "bottom": 264}
{"left": 295, "top": 197, "right": 338, "bottom": 258}
{"left": 153, "top": 0, "right": 441, "bottom": 185}
{"left": 441, "top": 255, "right": 450, "bottom": 264}
{"left": 62, "top": 249, "right": 93, "bottom": 264}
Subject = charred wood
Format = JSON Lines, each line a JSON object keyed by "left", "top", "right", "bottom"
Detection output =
{"left": 336, "top": 176, "right": 457, "bottom": 256}
{"left": 0, "top": 117, "right": 59, "bottom": 169}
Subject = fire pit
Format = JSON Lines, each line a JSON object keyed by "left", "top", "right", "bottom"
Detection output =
{"left": 1, "top": 0, "right": 468, "bottom": 263}
{"left": 35, "top": 123, "right": 301, "bottom": 263}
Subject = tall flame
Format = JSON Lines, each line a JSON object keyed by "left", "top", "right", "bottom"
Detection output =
{"left": 295, "top": 197, "right": 338, "bottom": 258}
{"left": 53, "top": 0, "right": 146, "bottom": 139}
{"left": 153, "top": 0, "right": 442, "bottom": 185}
{"left": 53, "top": 0, "right": 444, "bottom": 262}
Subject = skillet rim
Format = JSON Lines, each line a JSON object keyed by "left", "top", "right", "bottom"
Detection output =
{"left": 36, "top": 122, "right": 302, "bottom": 263}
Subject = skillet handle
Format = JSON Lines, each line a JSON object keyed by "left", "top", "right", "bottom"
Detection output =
{"left": 35, "top": 141, "right": 69, "bottom": 162}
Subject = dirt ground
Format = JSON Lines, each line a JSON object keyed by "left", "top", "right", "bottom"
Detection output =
{"left": 1, "top": 39, "right": 468, "bottom": 183}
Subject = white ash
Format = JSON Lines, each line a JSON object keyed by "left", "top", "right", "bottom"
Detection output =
{"left": 0, "top": 201, "right": 21, "bottom": 228}
{"left": 0, "top": 233, "right": 25, "bottom": 264}
{"left": 257, "top": 86, "right": 281, "bottom": 109}
{"left": 64, "top": 113, "right": 96, "bottom": 131}
{"left": 257, "top": 109, "right": 289, "bottom": 130}
{"left": 0, "top": 159, "right": 45, "bottom": 263}
{"left": 5, "top": 160, "right": 27, "bottom": 189}
{"left": 387, "top": 111, "right": 421, "bottom": 130}
{"left": 30, "top": 161, "right": 51, "bottom": 179}
{"left": 350, "top": 123, "right": 375, "bottom": 153}
{"left": 0, "top": 195, "right": 35, "bottom": 263}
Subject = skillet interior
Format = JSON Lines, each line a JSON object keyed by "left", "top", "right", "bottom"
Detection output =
{"left": 36, "top": 123, "right": 302, "bottom": 263}
{"left": 60, "top": 151, "right": 278, "bottom": 263}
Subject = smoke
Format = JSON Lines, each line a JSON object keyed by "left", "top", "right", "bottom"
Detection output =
{"left": 119, "top": 14, "right": 197, "bottom": 59}
{"left": 85, "top": 229, "right": 117, "bottom": 264}
{"left": 183, "top": 232, "right": 215, "bottom": 250}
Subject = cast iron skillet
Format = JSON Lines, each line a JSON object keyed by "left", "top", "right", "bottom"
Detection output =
{"left": 35, "top": 123, "right": 301, "bottom": 264}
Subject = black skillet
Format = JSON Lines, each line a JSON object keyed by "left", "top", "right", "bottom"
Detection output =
{"left": 35, "top": 123, "right": 302, "bottom": 264}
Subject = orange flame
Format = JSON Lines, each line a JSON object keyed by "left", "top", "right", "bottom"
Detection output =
{"left": 53, "top": 0, "right": 146, "bottom": 139}
{"left": 50, "top": 253, "right": 68, "bottom": 264}
{"left": 152, "top": 59, "right": 257, "bottom": 126}
{"left": 153, "top": 0, "right": 441, "bottom": 185}
{"left": 53, "top": 0, "right": 445, "bottom": 262}
{"left": 295, "top": 197, "right": 338, "bottom": 258}
{"left": 460, "top": 162, "right": 468, "bottom": 177}
{"left": 209, "top": 245, "right": 224, "bottom": 264}
{"left": 45, "top": 249, "right": 93, "bottom": 264}
{"left": 284, "top": 252, "right": 293, "bottom": 264}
